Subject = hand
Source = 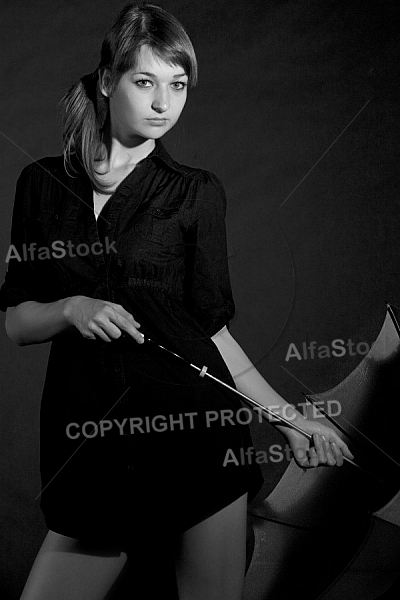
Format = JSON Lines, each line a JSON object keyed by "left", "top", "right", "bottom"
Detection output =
{"left": 284, "top": 420, "right": 354, "bottom": 469}
{"left": 64, "top": 295, "right": 144, "bottom": 344}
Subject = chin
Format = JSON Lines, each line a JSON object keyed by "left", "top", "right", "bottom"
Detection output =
{"left": 147, "top": 124, "right": 173, "bottom": 137}
{"left": 147, "top": 129, "right": 168, "bottom": 137}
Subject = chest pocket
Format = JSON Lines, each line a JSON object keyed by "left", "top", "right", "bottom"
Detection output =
{"left": 133, "top": 205, "right": 181, "bottom": 245}
{"left": 27, "top": 209, "right": 78, "bottom": 249}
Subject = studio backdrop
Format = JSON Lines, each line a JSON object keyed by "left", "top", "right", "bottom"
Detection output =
{"left": 1, "top": 1, "right": 399, "bottom": 599}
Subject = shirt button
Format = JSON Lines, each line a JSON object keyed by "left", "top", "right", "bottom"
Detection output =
{"left": 109, "top": 213, "right": 115, "bottom": 219}
{"left": 154, "top": 208, "right": 162, "bottom": 215}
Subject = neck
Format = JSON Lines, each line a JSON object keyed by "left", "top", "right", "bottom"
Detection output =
{"left": 97, "top": 116, "right": 156, "bottom": 170}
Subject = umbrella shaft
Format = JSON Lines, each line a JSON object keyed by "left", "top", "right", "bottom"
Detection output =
{"left": 189, "top": 361, "right": 313, "bottom": 440}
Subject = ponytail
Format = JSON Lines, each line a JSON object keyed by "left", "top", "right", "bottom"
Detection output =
{"left": 59, "top": 68, "right": 111, "bottom": 194}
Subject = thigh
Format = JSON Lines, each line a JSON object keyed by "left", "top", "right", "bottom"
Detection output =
{"left": 174, "top": 492, "right": 248, "bottom": 600}
{"left": 20, "top": 530, "right": 128, "bottom": 600}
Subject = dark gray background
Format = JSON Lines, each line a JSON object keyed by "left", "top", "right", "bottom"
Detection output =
{"left": 1, "top": 1, "right": 399, "bottom": 598}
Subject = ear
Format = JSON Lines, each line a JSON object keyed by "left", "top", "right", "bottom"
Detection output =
{"left": 99, "top": 68, "right": 112, "bottom": 97}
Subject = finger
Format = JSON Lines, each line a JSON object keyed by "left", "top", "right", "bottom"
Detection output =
{"left": 330, "top": 441, "right": 344, "bottom": 466}
{"left": 98, "top": 321, "right": 130, "bottom": 341}
{"left": 81, "top": 332, "right": 98, "bottom": 340}
{"left": 340, "top": 442, "right": 355, "bottom": 460}
{"left": 111, "top": 303, "right": 141, "bottom": 328}
{"left": 293, "top": 447, "right": 310, "bottom": 468}
{"left": 86, "top": 323, "right": 112, "bottom": 342}
{"left": 124, "top": 312, "right": 141, "bottom": 329}
{"left": 122, "top": 323, "right": 145, "bottom": 344}
{"left": 329, "top": 433, "right": 355, "bottom": 460}
{"left": 111, "top": 315, "right": 144, "bottom": 344}
{"left": 308, "top": 446, "right": 319, "bottom": 468}
{"left": 313, "top": 434, "right": 327, "bottom": 464}
{"left": 320, "top": 435, "right": 336, "bottom": 466}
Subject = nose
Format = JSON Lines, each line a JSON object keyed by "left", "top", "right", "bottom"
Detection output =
{"left": 151, "top": 87, "right": 170, "bottom": 113}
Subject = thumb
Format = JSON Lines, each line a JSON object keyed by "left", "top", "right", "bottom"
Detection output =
{"left": 293, "top": 446, "right": 309, "bottom": 468}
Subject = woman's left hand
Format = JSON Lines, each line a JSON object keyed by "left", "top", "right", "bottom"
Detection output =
{"left": 284, "top": 420, "right": 355, "bottom": 469}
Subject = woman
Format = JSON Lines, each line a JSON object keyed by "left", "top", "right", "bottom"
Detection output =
{"left": 1, "top": 2, "right": 353, "bottom": 599}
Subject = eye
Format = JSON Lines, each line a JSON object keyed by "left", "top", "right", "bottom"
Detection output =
{"left": 135, "top": 79, "right": 153, "bottom": 88}
{"left": 171, "top": 81, "right": 187, "bottom": 91}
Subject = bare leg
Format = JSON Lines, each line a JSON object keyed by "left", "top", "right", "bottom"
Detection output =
{"left": 174, "top": 492, "right": 248, "bottom": 600}
{"left": 20, "top": 530, "right": 128, "bottom": 600}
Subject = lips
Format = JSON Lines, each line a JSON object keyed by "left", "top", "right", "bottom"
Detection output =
{"left": 146, "top": 118, "right": 168, "bottom": 126}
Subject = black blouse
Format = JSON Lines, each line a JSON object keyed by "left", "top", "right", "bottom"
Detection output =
{"left": 0, "top": 137, "right": 235, "bottom": 337}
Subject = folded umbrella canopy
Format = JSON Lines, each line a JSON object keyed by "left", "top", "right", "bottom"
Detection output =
{"left": 243, "top": 303, "right": 400, "bottom": 600}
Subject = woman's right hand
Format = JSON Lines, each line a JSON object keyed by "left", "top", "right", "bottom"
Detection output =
{"left": 64, "top": 295, "right": 144, "bottom": 343}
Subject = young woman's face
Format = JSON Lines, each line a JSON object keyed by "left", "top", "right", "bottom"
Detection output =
{"left": 104, "top": 45, "right": 188, "bottom": 143}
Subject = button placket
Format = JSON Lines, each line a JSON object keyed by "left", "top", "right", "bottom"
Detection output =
{"left": 101, "top": 210, "right": 121, "bottom": 292}
{"left": 88, "top": 220, "right": 107, "bottom": 269}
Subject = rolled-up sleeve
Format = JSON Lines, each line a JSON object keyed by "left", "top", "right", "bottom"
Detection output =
{"left": 183, "top": 170, "right": 235, "bottom": 337}
{"left": 0, "top": 163, "right": 44, "bottom": 312}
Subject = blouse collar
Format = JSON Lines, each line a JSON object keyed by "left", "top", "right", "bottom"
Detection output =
{"left": 69, "top": 137, "right": 186, "bottom": 177}
{"left": 144, "top": 137, "right": 186, "bottom": 175}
